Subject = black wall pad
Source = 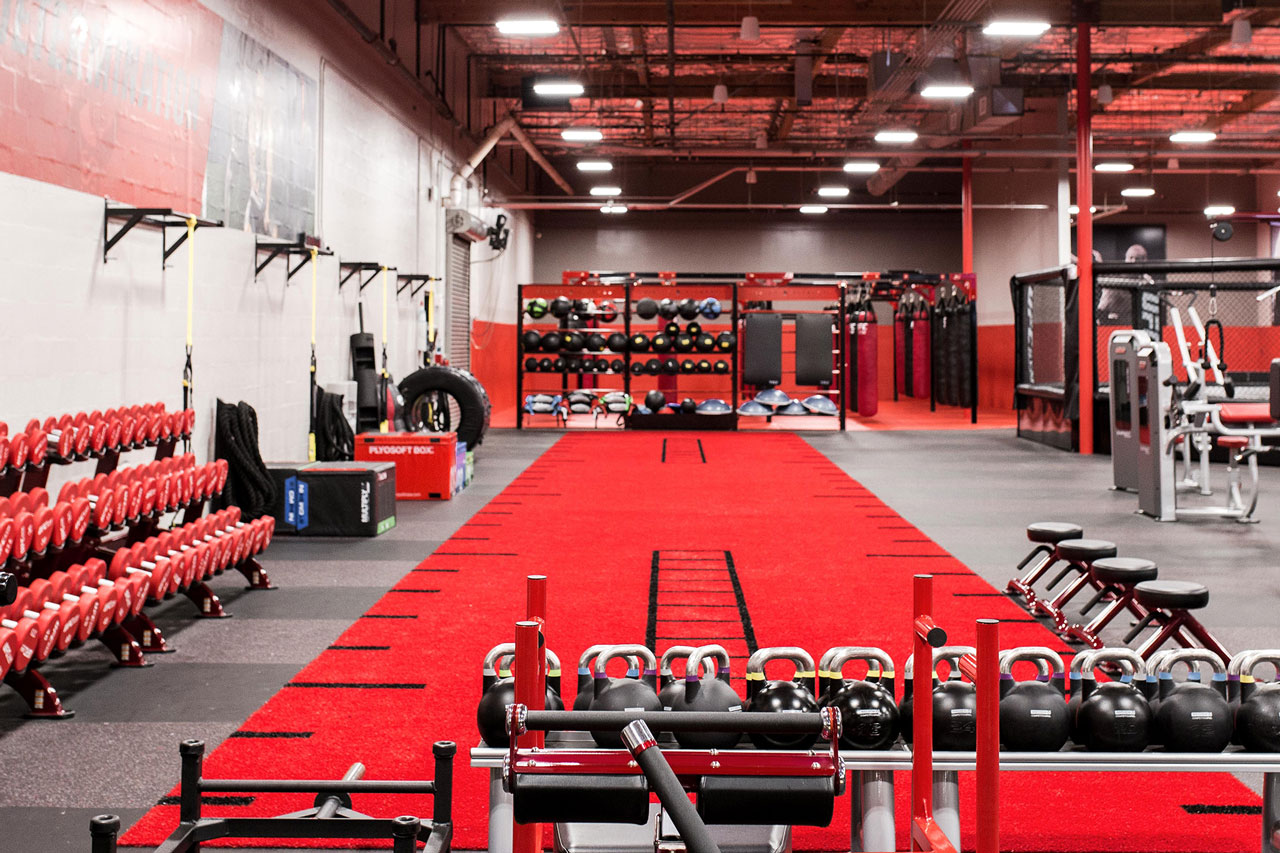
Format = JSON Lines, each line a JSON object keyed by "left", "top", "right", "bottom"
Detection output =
{"left": 794, "top": 314, "right": 834, "bottom": 386}
{"left": 742, "top": 314, "right": 783, "bottom": 386}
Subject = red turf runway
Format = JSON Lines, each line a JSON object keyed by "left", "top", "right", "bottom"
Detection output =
{"left": 124, "top": 432, "right": 1261, "bottom": 850}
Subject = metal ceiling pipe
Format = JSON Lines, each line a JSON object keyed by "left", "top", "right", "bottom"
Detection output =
{"left": 504, "top": 143, "right": 1280, "bottom": 161}
{"left": 507, "top": 121, "right": 575, "bottom": 195}
{"left": 493, "top": 201, "right": 1052, "bottom": 211}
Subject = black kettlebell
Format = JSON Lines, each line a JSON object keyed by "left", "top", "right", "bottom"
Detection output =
{"left": 522, "top": 330, "right": 542, "bottom": 351}
{"left": 821, "top": 646, "right": 900, "bottom": 750}
{"left": 667, "top": 645, "right": 743, "bottom": 748}
{"left": 588, "top": 645, "right": 662, "bottom": 747}
{"left": 541, "top": 331, "right": 563, "bottom": 352}
{"left": 586, "top": 333, "right": 607, "bottom": 352}
{"left": 607, "top": 332, "right": 629, "bottom": 353}
{"left": 901, "top": 646, "right": 976, "bottom": 750}
{"left": 1154, "top": 649, "right": 1233, "bottom": 752}
{"left": 644, "top": 390, "right": 667, "bottom": 411}
{"left": 1074, "top": 649, "right": 1151, "bottom": 751}
{"left": 678, "top": 297, "right": 700, "bottom": 320}
{"left": 651, "top": 333, "right": 673, "bottom": 353}
{"left": 476, "top": 643, "right": 563, "bottom": 747}
{"left": 629, "top": 333, "right": 651, "bottom": 352}
{"left": 1234, "top": 650, "right": 1280, "bottom": 751}
{"left": 574, "top": 645, "right": 640, "bottom": 711}
{"left": 745, "top": 647, "right": 820, "bottom": 749}
{"left": 658, "top": 645, "right": 698, "bottom": 710}
{"left": 999, "top": 647, "right": 1069, "bottom": 752}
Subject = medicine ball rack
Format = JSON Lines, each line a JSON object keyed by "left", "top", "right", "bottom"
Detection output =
{"left": 516, "top": 270, "right": 978, "bottom": 431}
{"left": 473, "top": 574, "right": 1280, "bottom": 853}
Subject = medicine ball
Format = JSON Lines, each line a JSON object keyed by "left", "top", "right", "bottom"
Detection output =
{"left": 652, "top": 333, "right": 673, "bottom": 353}
{"left": 697, "top": 359, "right": 712, "bottom": 373}
{"left": 663, "top": 321, "right": 681, "bottom": 338}
{"left": 645, "top": 358, "right": 662, "bottom": 376}
{"left": 700, "top": 297, "right": 722, "bottom": 319}
{"left": 526, "top": 298, "right": 549, "bottom": 319}
{"left": 597, "top": 301, "right": 618, "bottom": 323}
{"left": 645, "top": 390, "right": 667, "bottom": 411}
{"left": 716, "top": 332, "right": 736, "bottom": 351}
{"left": 538, "top": 357, "right": 553, "bottom": 371}
{"left": 686, "top": 321, "right": 702, "bottom": 337}
{"left": 541, "top": 331, "right": 563, "bottom": 352}
{"left": 674, "top": 333, "right": 695, "bottom": 352}
{"left": 636, "top": 297, "right": 659, "bottom": 319}
{"left": 595, "top": 359, "right": 610, "bottom": 373}
{"left": 629, "top": 333, "right": 651, "bottom": 352}
{"left": 678, "top": 298, "right": 700, "bottom": 320}
{"left": 574, "top": 298, "right": 594, "bottom": 315}
{"left": 663, "top": 357, "right": 680, "bottom": 375}
{"left": 658, "top": 298, "right": 678, "bottom": 319}
{"left": 550, "top": 296, "right": 572, "bottom": 318}
{"left": 680, "top": 359, "right": 697, "bottom": 374}
{"left": 680, "top": 397, "right": 697, "bottom": 414}
{"left": 522, "top": 330, "right": 542, "bottom": 351}
{"left": 714, "top": 360, "right": 729, "bottom": 373}
{"left": 562, "top": 331, "right": 585, "bottom": 352}
{"left": 630, "top": 361, "right": 645, "bottom": 375}
{"left": 610, "top": 359, "right": 625, "bottom": 373}
{"left": 566, "top": 356, "right": 583, "bottom": 372}
{"left": 607, "top": 332, "right": 628, "bottom": 353}
{"left": 524, "top": 357, "right": 540, "bottom": 372}
{"left": 586, "top": 333, "right": 607, "bottom": 352}
{"left": 696, "top": 334, "right": 716, "bottom": 352}
{"left": 552, "top": 357, "right": 566, "bottom": 372}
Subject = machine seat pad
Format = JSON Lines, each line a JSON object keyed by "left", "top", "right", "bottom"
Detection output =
{"left": 1026, "top": 522, "right": 1085, "bottom": 544}
{"left": 1055, "top": 538, "right": 1118, "bottom": 563}
{"left": 1091, "top": 557, "right": 1158, "bottom": 585}
{"left": 1219, "top": 403, "right": 1275, "bottom": 425}
{"left": 1134, "top": 580, "right": 1210, "bottom": 611}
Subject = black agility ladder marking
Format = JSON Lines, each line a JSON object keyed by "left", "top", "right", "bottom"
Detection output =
{"left": 412, "top": 568, "right": 459, "bottom": 573}
{"left": 646, "top": 549, "right": 757, "bottom": 657}
{"left": 159, "top": 795, "right": 254, "bottom": 807}
{"left": 328, "top": 645, "right": 391, "bottom": 651}
{"left": 230, "top": 731, "right": 313, "bottom": 739}
{"left": 388, "top": 589, "right": 441, "bottom": 593}
{"left": 286, "top": 682, "right": 426, "bottom": 689}
{"left": 361, "top": 614, "right": 418, "bottom": 619}
{"left": 662, "top": 439, "right": 708, "bottom": 464}
{"left": 1181, "top": 804, "right": 1262, "bottom": 815}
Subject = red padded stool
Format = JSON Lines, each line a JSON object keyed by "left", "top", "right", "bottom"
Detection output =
{"left": 1063, "top": 557, "right": 1157, "bottom": 648}
{"left": 1031, "top": 538, "right": 1117, "bottom": 631}
{"left": 1127, "top": 580, "right": 1231, "bottom": 664}
{"left": 1005, "top": 522, "right": 1085, "bottom": 606}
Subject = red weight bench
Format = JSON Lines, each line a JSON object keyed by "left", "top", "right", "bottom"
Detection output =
{"left": 1063, "top": 556, "right": 1157, "bottom": 648}
{"left": 1030, "top": 538, "right": 1118, "bottom": 632}
{"left": 1125, "top": 580, "right": 1231, "bottom": 664}
{"left": 1005, "top": 522, "right": 1085, "bottom": 606}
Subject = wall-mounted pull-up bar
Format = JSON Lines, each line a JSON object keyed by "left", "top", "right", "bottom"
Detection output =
{"left": 255, "top": 235, "right": 333, "bottom": 281}
{"left": 396, "top": 274, "right": 442, "bottom": 298}
{"left": 103, "top": 200, "right": 222, "bottom": 266}
{"left": 339, "top": 261, "right": 395, "bottom": 293}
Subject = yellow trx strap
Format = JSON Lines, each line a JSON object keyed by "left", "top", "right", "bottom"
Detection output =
{"left": 182, "top": 217, "right": 196, "bottom": 452}
{"left": 307, "top": 247, "right": 319, "bottom": 462}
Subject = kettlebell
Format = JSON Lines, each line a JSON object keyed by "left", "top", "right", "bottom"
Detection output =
{"left": 575, "top": 644, "right": 641, "bottom": 711}
{"left": 588, "top": 644, "right": 662, "bottom": 747}
{"left": 1233, "top": 650, "right": 1280, "bottom": 751}
{"left": 1074, "top": 648, "right": 1151, "bottom": 751}
{"left": 667, "top": 645, "right": 743, "bottom": 748}
{"left": 901, "top": 646, "right": 977, "bottom": 750}
{"left": 476, "top": 643, "right": 563, "bottom": 747}
{"left": 821, "top": 646, "right": 900, "bottom": 749}
{"left": 658, "top": 646, "right": 698, "bottom": 709}
{"left": 998, "top": 647, "right": 1069, "bottom": 752}
{"left": 1154, "top": 649, "right": 1232, "bottom": 752}
{"left": 745, "top": 647, "right": 820, "bottom": 749}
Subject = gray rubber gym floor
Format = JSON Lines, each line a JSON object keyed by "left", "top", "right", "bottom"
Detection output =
{"left": 1, "top": 425, "right": 1276, "bottom": 851}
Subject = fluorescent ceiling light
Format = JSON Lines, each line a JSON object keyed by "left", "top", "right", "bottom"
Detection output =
{"left": 1067, "top": 205, "right": 1097, "bottom": 215}
{"left": 532, "top": 80, "right": 584, "bottom": 96}
{"left": 982, "top": 20, "right": 1051, "bottom": 36}
{"left": 561, "top": 127, "right": 603, "bottom": 141}
{"left": 1095, "top": 162, "right": 1134, "bottom": 173}
{"left": 799, "top": 205, "right": 829, "bottom": 214}
{"left": 589, "top": 186, "right": 622, "bottom": 196}
{"left": 1170, "top": 130, "right": 1216, "bottom": 144}
{"left": 919, "top": 83, "right": 975, "bottom": 99}
{"left": 577, "top": 160, "right": 613, "bottom": 172}
{"left": 843, "top": 160, "right": 881, "bottom": 173}
{"left": 875, "top": 129, "right": 918, "bottom": 144}
{"left": 496, "top": 18, "right": 559, "bottom": 35}
{"left": 600, "top": 203, "right": 628, "bottom": 214}
{"left": 1232, "top": 16, "right": 1252, "bottom": 45}
{"left": 740, "top": 15, "right": 760, "bottom": 41}
{"left": 1204, "top": 205, "right": 1235, "bottom": 218}
{"left": 1097, "top": 83, "right": 1114, "bottom": 105}
{"left": 817, "top": 186, "right": 850, "bottom": 198}
{"left": 1121, "top": 187, "right": 1156, "bottom": 198}
{"left": 713, "top": 83, "right": 729, "bottom": 104}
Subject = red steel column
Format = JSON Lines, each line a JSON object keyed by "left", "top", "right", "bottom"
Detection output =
{"left": 1076, "top": 21, "right": 1095, "bottom": 454}
{"left": 513, "top": 620, "right": 543, "bottom": 853}
{"left": 961, "top": 154, "right": 974, "bottom": 275}
{"left": 975, "top": 618, "right": 1000, "bottom": 853}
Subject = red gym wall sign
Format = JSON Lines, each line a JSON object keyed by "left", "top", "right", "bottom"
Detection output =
{"left": 0, "top": 0, "right": 223, "bottom": 211}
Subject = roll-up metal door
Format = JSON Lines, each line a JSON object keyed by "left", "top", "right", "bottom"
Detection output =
{"left": 446, "top": 235, "right": 471, "bottom": 370}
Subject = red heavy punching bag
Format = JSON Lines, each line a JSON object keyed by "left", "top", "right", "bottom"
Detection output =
{"left": 851, "top": 305, "right": 879, "bottom": 416}
{"left": 912, "top": 304, "right": 931, "bottom": 399}
{"left": 894, "top": 305, "right": 907, "bottom": 397}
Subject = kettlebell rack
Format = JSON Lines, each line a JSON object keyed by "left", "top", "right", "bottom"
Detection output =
{"left": 473, "top": 574, "right": 1280, "bottom": 853}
